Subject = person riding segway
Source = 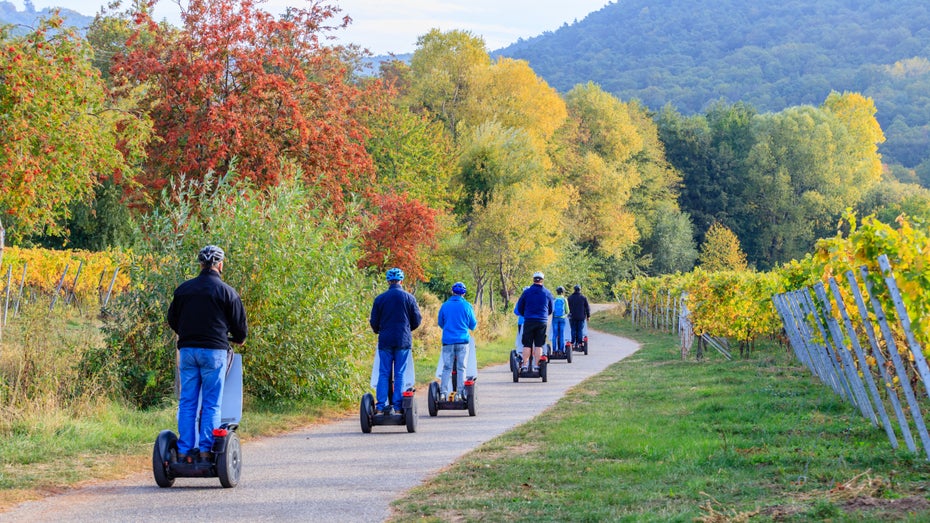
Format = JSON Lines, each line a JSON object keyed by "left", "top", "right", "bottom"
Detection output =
{"left": 154, "top": 244, "right": 248, "bottom": 488}
{"left": 429, "top": 282, "right": 478, "bottom": 416}
{"left": 568, "top": 284, "right": 591, "bottom": 355}
{"left": 512, "top": 272, "right": 553, "bottom": 382}
{"left": 360, "top": 267, "right": 422, "bottom": 433}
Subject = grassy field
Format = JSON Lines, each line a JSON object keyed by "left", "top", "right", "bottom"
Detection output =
{"left": 389, "top": 310, "right": 930, "bottom": 522}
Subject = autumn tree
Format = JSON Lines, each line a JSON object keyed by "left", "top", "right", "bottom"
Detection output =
{"left": 698, "top": 222, "right": 748, "bottom": 272}
{"left": 358, "top": 192, "right": 439, "bottom": 283}
{"left": 0, "top": 14, "right": 150, "bottom": 240}
{"left": 113, "top": 0, "right": 374, "bottom": 210}
{"left": 558, "top": 83, "right": 643, "bottom": 257}
{"left": 463, "top": 57, "right": 567, "bottom": 159}
{"left": 463, "top": 182, "right": 572, "bottom": 308}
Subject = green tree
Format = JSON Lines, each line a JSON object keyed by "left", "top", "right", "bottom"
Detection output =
{"left": 738, "top": 99, "right": 884, "bottom": 266}
{"left": 95, "top": 166, "right": 373, "bottom": 406}
{"left": 364, "top": 93, "right": 456, "bottom": 211}
{"left": 455, "top": 122, "right": 546, "bottom": 217}
{"left": 641, "top": 203, "right": 697, "bottom": 274}
{"left": 407, "top": 29, "right": 489, "bottom": 141}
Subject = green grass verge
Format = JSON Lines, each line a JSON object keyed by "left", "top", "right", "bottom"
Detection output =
{"left": 389, "top": 312, "right": 930, "bottom": 522}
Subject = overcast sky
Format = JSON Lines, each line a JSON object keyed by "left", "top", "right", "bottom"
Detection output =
{"left": 17, "top": 0, "right": 608, "bottom": 55}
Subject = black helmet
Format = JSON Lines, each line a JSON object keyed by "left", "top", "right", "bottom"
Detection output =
{"left": 574, "top": 284, "right": 581, "bottom": 292}
{"left": 198, "top": 245, "right": 225, "bottom": 266}
{"left": 556, "top": 286, "right": 564, "bottom": 294}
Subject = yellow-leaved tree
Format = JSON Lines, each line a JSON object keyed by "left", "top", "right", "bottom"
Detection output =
{"left": 698, "top": 222, "right": 748, "bottom": 272}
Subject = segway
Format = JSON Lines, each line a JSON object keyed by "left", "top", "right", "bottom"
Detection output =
{"left": 153, "top": 352, "right": 243, "bottom": 488}
{"left": 569, "top": 320, "right": 589, "bottom": 355}
{"left": 428, "top": 339, "right": 478, "bottom": 417}
{"left": 570, "top": 335, "right": 589, "bottom": 355}
{"left": 360, "top": 350, "right": 418, "bottom": 433}
{"left": 510, "top": 349, "right": 548, "bottom": 382}
{"left": 547, "top": 341, "right": 572, "bottom": 363}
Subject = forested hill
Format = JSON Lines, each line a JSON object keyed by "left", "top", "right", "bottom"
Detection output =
{"left": 0, "top": 2, "right": 92, "bottom": 33}
{"left": 496, "top": 0, "right": 930, "bottom": 169}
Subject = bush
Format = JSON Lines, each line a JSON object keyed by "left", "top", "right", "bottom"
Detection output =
{"left": 91, "top": 166, "right": 376, "bottom": 407}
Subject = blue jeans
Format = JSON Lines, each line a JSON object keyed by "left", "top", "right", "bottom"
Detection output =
{"left": 441, "top": 343, "right": 468, "bottom": 396}
{"left": 177, "top": 348, "right": 228, "bottom": 457}
{"left": 552, "top": 318, "right": 567, "bottom": 351}
{"left": 570, "top": 319, "right": 586, "bottom": 344}
{"left": 376, "top": 347, "right": 410, "bottom": 411}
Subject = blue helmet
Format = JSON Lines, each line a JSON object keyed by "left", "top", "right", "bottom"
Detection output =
{"left": 452, "top": 282, "right": 467, "bottom": 295}
{"left": 386, "top": 267, "right": 404, "bottom": 282}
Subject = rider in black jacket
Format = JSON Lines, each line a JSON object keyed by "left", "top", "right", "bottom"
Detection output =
{"left": 567, "top": 285, "right": 590, "bottom": 346}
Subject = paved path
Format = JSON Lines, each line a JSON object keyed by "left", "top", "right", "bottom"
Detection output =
{"left": 1, "top": 310, "right": 637, "bottom": 523}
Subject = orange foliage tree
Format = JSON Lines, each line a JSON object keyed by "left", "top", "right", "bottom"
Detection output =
{"left": 112, "top": 0, "right": 374, "bottom": 210}
{"left": 359, "top": 193, "right": 439, "bottom": 283}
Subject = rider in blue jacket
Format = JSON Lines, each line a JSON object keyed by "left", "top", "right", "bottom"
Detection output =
{"left": 437, "top": 282, "right": 477, "bottom": 399}
{"left": 515, "top": 272, "right": 554, "bottom": 372}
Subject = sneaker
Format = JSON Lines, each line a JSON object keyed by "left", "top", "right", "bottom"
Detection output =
{"left": 532, "top": 365, "right": 539, "bottom": 372}
{"left": 520, "top": 366, "right": 528, "bottom": 372}
{"left": 198, "top": 451, "right": 214, "bottom": 463}
{"left": 374, "top": 408, "right": 385, "bottom": 416}
{"left": 177, "top": 453, "right": 193, "bottom": 465}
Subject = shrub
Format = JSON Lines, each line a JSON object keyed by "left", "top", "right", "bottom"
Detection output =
{"left": 91, "top": 166, "right": 376, "bottom": 407}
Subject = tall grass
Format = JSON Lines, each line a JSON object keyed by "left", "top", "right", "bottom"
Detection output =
{"left": 0, "top": 301, "right": 111, "bottom": 430}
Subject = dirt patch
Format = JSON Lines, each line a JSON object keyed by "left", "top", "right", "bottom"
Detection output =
{"left": 841, "top": 495, "right": 930, "bottom": 516}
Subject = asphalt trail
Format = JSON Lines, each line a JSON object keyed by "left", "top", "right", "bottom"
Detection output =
{"left": 1, "top": 309, "right": 638, "bottom": 523}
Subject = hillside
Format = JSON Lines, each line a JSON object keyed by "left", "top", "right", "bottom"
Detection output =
{"left": 0, "top": 1, "right": 93, "bottom": 34}
{"left": 496, "top": 0, "right": 930, "bottom": 169}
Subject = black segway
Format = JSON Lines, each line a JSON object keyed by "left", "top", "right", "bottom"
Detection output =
{"left": 510, "top": 349, "right": 548, "bottom": 383}
{"left": 428, "top": 351, "right": 476, "bottom": 417}
{"left": 153, "top": 352, "right": 243, "bottom": 488}
{"left": 547, "top": 340, "right": 573, "bottom": 363}
{"left": 570, "top": 335, "right": 589, "bottom": 355}
{"left": 360, "top": 350, "right": 418, "bottom": 433}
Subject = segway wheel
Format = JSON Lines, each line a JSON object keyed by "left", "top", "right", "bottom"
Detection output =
{"left": 428, "top": 381, "right": 439, "bottom": 417}
{"left": 584, "top": 339, "right": 589, "bottom": 355}
{"left": 467, "top": 386, "right": 476, "bottom": 417}
{"left": 509, "top": 350, "right": 517, "bottom": 373}
{"left": 217, "top": 431, "right": 242, "bottom": 488}
{"left": 540, "top": 362, "right": 548, "bottom": 383}
{"left": 360, "top": 393, "right": 374, "bottom": 434}
{"left": 405, "top": 400, "right": 418, "bottom": 433}
{"left": 152, "top": 430, "right": 177, "bottom": 488}
{"left": 567, "top": 346, "right": 573, "bottom": 363}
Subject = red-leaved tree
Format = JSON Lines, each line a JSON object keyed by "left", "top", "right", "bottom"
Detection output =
{"left": 359, "top": 192, "right": 439, "bottom": 283}
{"left": 112, "top": 0, "right": 374, "bottom": 211}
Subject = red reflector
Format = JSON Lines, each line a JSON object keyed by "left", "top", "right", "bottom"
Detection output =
{"left": 583, "top": 336, "right": 588, "bottom": 341}
{"left": 464, "top": 380, "right": 475, "bottom": 386}
{"left": 402, "top": 390, "right": 414, "bottom": 397}
{"left": 212, "top": 428, "right": 228, "bottom": 437}
{"left": 539, "top": 356, "right": 548, "bottom": 362}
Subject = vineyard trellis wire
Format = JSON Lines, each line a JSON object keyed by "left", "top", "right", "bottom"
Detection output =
{"left": 773, "top": 254, "right": 930, "bottom": 460}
